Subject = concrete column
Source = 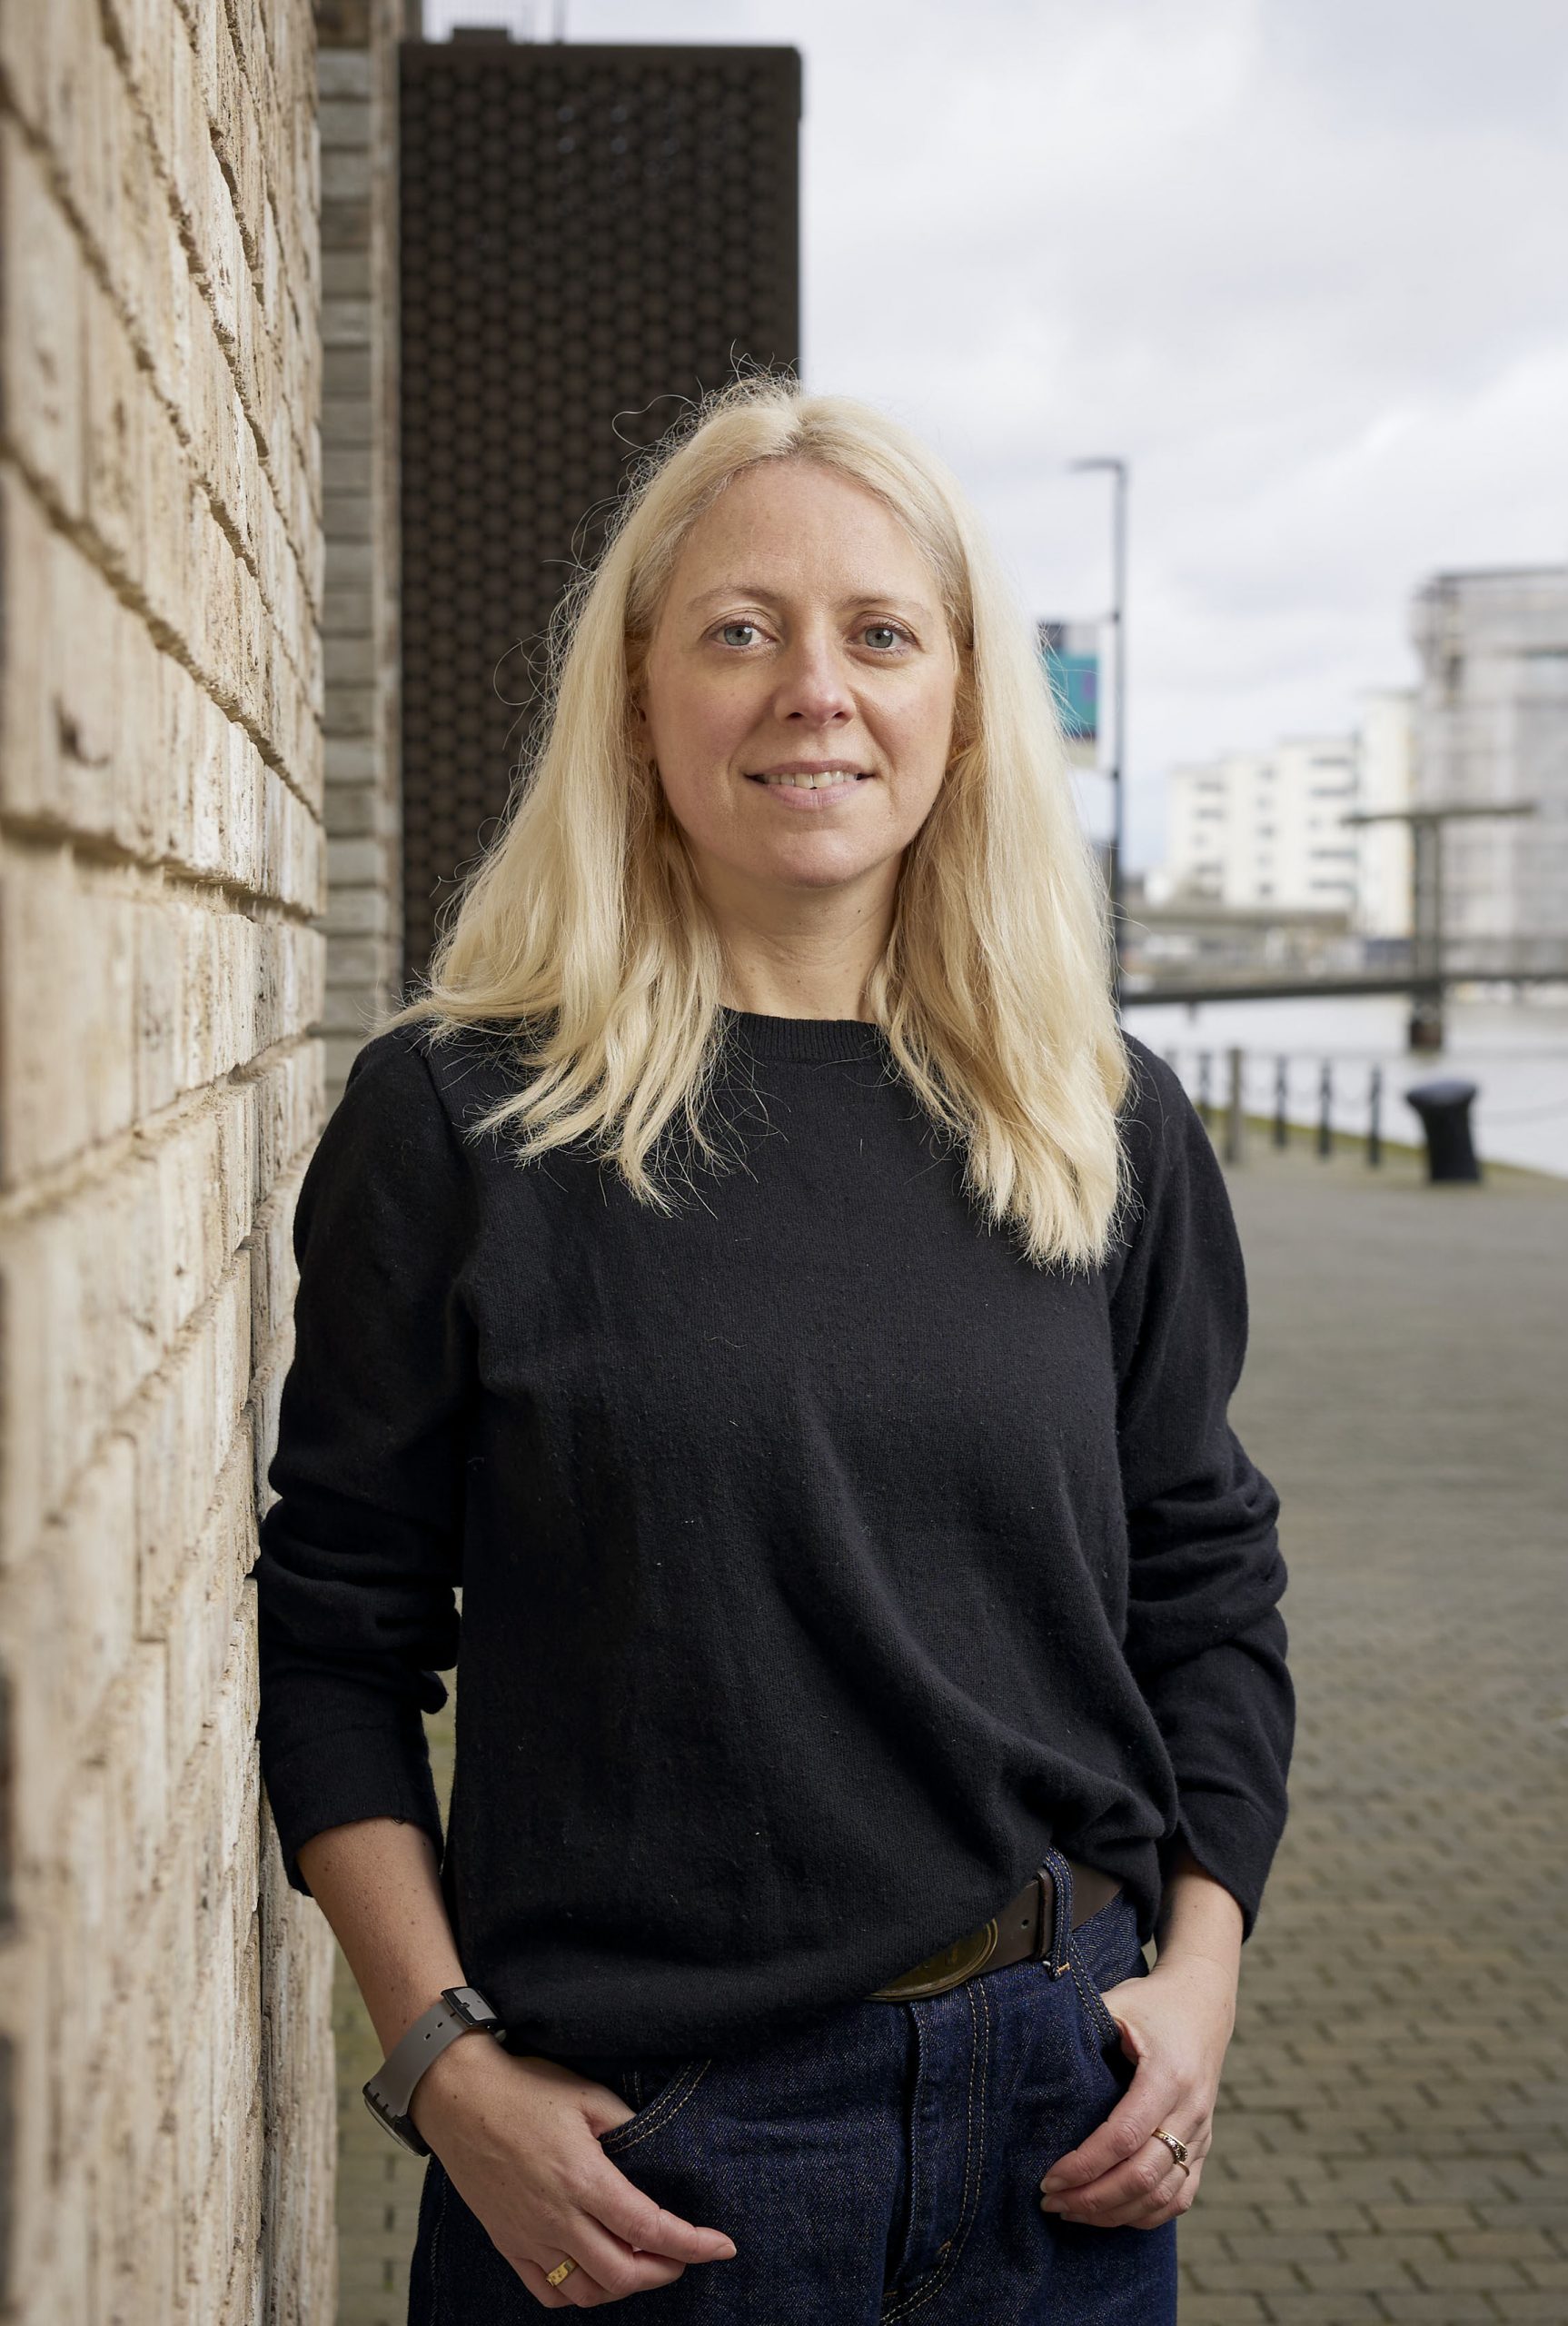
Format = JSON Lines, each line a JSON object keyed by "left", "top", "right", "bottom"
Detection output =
{"left": 318, "top": 0, "right": 407, "bottom": 1099}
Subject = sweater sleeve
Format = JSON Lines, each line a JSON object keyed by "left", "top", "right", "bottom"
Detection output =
{"left": 251, "top": 1027, "right": 474, "bottom": 1897}
{"left": 1108, "top": 1039, "right": 1295, "bottom": 1939}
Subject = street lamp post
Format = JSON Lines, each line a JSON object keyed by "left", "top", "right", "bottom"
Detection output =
{"left": 1069, "top": 457, "right": 1128, "bottom": 1006}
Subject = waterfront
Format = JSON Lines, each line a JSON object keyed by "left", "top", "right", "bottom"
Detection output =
{"left": 1124, "top": 991, "right": 1568, "bottom": 1178}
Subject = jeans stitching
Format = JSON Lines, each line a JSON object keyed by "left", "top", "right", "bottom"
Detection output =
{"left": 1067, "top": 1922, "right": 1132, "bottom": 2053}
{"left": 1045, "top": 1847, "right": 1074, "bottom": 1974}
{"left": 599, "top": 2058, "right": 711, "bottom": 2156}
{"left": 426, "top": 2164, "right": 451, "bottom": 2326}
{"left": 885, "top": 2005, "right": 928, "bottom": 2297}
{"left": 882, "top": 1977, "right": 988, "bottom": 2319}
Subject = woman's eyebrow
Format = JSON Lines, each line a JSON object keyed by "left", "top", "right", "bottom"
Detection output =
{"left": 684, "top": 582, "right": 938, "bottom": 619}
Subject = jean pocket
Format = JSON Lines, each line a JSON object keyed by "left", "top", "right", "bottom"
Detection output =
{"left": 597, "top": 2057, "right": 711, "bottom": 2159}
{"left": 1064, "top": 1896, "right": 1144, "bottom": 2067}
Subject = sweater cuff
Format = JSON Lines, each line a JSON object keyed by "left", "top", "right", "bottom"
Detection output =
{"left": 262, "top": 1721, "right": 446, "bottom": 1897}
{"left": 1160, "top": 1789, "right": 1287, "bottom": 1943}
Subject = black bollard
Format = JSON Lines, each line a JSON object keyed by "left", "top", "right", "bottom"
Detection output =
{"left": 1404, "top": 1079, "right": 1482, "bottom": 1183}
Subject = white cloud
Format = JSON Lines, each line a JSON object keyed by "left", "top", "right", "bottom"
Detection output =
{"left": 427, "top": 0, "right": 1568, "bottom": 866}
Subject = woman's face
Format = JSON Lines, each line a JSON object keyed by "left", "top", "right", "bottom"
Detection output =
{"left": 635, "top": 461, "right": 960, "bottom": 905}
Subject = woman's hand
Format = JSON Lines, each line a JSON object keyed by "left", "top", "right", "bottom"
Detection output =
{"left": 1038, "top": 1850, "right": 1244, "bottom": 2232}
{"left": 409, "top": 2037, "right": 738, "bottom": 2307}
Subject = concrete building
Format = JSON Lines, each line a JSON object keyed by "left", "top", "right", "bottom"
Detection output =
{"left": 1154, "top": 699, "right": 1421, "bottom": 947}
{"left": 1353, "top": 688, "right": 1415, "bottom": 942}
{"left": 1158, "top": 735, "right": 1360, "bottom": 916}
{"left": 1410, "top": 566, "right": 1568, "bottom": 957}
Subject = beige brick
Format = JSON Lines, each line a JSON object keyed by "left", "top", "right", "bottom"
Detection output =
{"left": 0, "top": 1438, "right": 136, "bottom": 1855}
{"left": 0, "top": 846, "right": 137, "bottom": 1179}
{"left": 0, "top": 124, "right": 84, "bottom": 519}
{"left": 133, "top": 1262, "right": 253, "bottom": 1631}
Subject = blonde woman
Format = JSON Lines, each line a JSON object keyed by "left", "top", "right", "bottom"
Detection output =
{"left": 254, "top": 379, "right": 1292, "bottom": 2322}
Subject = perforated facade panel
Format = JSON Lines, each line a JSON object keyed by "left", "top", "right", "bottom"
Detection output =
{"left": 398, "top": 39, "right": 802, "bottom": 984}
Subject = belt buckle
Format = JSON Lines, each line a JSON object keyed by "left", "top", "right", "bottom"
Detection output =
{"left": 868, "top": 1915, "right": 1000, "bottom": 2002}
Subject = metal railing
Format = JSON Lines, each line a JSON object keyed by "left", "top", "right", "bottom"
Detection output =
{"left": 1171, "top": 1046, "right": 1389, "bottom": 1168}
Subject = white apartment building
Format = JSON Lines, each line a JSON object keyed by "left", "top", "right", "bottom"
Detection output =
{"left": 1154, "top": 699, "right": 1416, "bottom": 938}
{"left": 1160, "top": 735, "right": 1360, "bottom": 915}
{"left": 1410, "top": 567, "right": 1568, "bottom": 952}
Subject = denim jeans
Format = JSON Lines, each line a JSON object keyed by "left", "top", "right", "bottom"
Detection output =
{"left": 407, "top": 1861, "right": 1178, "bottom": 2322}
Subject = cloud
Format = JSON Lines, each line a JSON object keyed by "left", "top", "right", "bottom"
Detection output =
{"left": 433, "top": 0, "right": 1568, "bottom": 865}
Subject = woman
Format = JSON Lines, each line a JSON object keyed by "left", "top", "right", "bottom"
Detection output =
{"left": 254, "top": 378, "right": 1293, "bottom": 2321}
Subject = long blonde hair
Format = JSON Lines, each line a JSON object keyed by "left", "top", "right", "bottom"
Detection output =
{"left": 385, "top": 376, "right": 1133, "bottom": 1271}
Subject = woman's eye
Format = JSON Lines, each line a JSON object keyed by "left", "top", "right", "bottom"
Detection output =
{"left": 718, "top": 622, "right": 760, "bottom": 648}
{"left": 862, "top": 623, "right": 907, "bottom": 651}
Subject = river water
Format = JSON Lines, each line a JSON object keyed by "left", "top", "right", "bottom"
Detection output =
{"left": 1120, "top": 990, "right": 1568, "bottom": 1179}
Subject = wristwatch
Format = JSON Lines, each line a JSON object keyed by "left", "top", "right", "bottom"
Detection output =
{"left": 362, "top": 1984, "right": 509, "bottom": 2154}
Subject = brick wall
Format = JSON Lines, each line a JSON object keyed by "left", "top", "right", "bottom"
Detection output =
{"left": 0, "top": 1, "right": 336, "bottom": 2318}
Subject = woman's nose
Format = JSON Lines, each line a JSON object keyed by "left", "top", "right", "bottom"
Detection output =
{"left": 771, "top": 639, "right": 856, "bottom": 725}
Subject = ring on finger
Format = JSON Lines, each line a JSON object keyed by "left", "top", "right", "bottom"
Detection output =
{"left": 1150, "top": 2126, "right": 1191, "bottom": 2171}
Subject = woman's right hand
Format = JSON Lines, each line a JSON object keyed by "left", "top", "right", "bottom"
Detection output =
{"left": 407, "top": 2035, "right": 739, "bottom": 2308}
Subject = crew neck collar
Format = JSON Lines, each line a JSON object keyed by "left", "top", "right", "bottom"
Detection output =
{"left": 718, "top": 1006, "right": 888, "bottom": 1063}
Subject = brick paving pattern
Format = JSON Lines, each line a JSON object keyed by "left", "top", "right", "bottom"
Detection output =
{"left": 332, "top": 1124, "right": 1568, "bottom": 2322}
{"left": 1179, "top": 1128, "right": 1568, "bottom": 2324}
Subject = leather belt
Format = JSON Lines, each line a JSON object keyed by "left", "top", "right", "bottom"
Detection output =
{"left": 868, "top": 1856, "right": 1123, "bottom": 2002}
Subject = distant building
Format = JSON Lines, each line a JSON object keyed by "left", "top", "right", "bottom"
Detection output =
{"left": 1156, "top": 735, "right": 1359, "bottom": 915}
{"left": 1353, "top": 689, "right": 1415, "bottom": 941}
{"left": 1409, "top": 567, "right": 1568, "bottom": 950}
{"left": 1151, "top": 700, "right": 1420, "bottom": 942}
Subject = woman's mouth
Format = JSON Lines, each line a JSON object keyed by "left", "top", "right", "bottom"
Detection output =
{"left": 745, "top": 767, "right": 874, "bottom": 792}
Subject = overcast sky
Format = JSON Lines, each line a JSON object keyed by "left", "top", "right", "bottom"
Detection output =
{"left": 425, "top": 0, "right": 1568, "bottom": 869}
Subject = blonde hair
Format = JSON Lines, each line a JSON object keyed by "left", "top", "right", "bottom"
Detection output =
{"left": 385, "top": 375, "right": 1133, "bottom": 1270}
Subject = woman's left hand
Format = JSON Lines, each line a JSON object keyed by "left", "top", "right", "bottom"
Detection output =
{"left": 1038, "top": 1853, "right": 1245, "bottom": 2232}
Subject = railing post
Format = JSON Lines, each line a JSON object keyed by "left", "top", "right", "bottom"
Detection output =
{"left": 1196, "top": 1049, "right": 1212, "bottom": 1128}
{"left": 1317, "top": 1060, "right": 1334, "bottom": 1158}
{"left": 1224, "top": 1047, "right": 1245, "bottom": 1165}
{"left": 1367, "top": 1064, "right": 1382, "bottom": 1168}
{"left": 1274, "top": 1056, "right": 1289, "bottom": 1148}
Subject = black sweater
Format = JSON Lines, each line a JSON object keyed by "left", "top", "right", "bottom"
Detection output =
{"left": 253, "top": 1012, "right": 1292, "bottom": 2060}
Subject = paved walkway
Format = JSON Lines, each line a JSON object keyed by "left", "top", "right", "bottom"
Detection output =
{"left": 1178, "top": 1126, "right": 1568, "bottom": 2323}
{"left": 332, "top": 1123, "right": 1568, "bottom": 2323}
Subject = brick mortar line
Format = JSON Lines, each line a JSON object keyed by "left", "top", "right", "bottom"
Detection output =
{"left": 0, "top": 440, "right": 322, "bottom": 820}
{"left": 14, "top": 1699, "right": 267, "bottom": 2212}
{"left": 0, "top": 805, "right": 323, "bottom": 916}
{"left": 135, "top": 1400, "right": 262, "bottom": 1639}
{"left": 204, "top": 0, "right": 321, "bottom": 366}
{"left": 156, "top": 0, "right": 326, "bottom": 546}
{"left": 219, "top": 0, "right": 286, "bottom": 118}
{"left": 30, "top": 13, "right": 325, "bottom": 647}
{"left": 5, "top": 1215, "right": 289, "bottom": 1578}
{"left": 0, "top": 1031, "right": 323, "bottom": 1234}
{"left": 1, "top": 1415, "right": 259, "bottom": 1802}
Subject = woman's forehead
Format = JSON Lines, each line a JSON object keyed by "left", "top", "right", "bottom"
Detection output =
{"left": 664, "top": 464, "right": 946, "bottom": 607}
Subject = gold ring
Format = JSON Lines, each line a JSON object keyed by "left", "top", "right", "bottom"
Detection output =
{"left": 1150, "top": 2126, "right": 1190, "bottom": 2168}
{"left": 546, "top": 2256, "right": 580, "bottom": 2287}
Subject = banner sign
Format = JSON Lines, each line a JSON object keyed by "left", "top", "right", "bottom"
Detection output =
{"left": 1037, "top": 620, "right": 1099, "bottom": 743}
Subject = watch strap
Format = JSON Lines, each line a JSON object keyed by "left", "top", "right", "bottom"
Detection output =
{"left": 362, "top": 1984, "right": 506, "bottom": 2152}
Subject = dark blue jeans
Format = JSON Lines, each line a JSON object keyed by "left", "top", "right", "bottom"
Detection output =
{"left": 407, "top": 1874, "right": 1178, "bottom": 2322}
